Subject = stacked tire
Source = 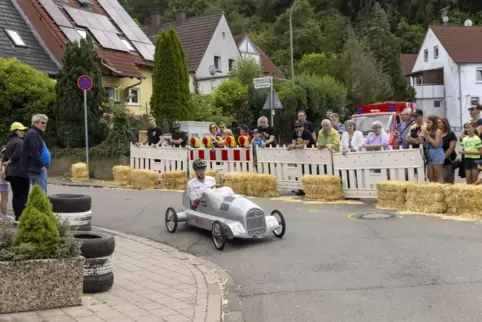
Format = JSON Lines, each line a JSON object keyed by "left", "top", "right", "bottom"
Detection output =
{"left": 73, "top": 231, "right": 115, "bottom": 293}
{"left": 48, "top": 194, "right": 115, "bottom": 293}
{"left": 48, "top": 194, "right": 92, "bottom": 231}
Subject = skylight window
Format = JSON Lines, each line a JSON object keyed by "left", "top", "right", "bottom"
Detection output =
{"left": 77, "top": 30, "right": 87, "bottom": 38}
{"left": 5, "top": 29, "right": 26, "bottom": 47}
{"left": 122, "top": 39, "right": 134, "bottom": 51}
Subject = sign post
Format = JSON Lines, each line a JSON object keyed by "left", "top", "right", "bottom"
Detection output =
{"left": 77, "top": 75, "right": 93, "bottom": 176}
{"left": 253, "top": 76, "right": 274, "bottom": 124}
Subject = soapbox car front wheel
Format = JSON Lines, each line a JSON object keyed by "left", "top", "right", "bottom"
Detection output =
{"left": 271, "top": 210, "right": 286, "bottom": 238}
{"left": 165, "top": 207, "right": 178, "bottom": 233}
{"left": 212, "top": 221, "right": 227, "bottom": 251}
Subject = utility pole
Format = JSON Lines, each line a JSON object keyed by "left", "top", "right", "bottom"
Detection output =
{"left": 290, "top": 0, "right": 301, "bottom": 88}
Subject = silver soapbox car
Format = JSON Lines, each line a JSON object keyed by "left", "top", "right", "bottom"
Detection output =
{"left": 165, "top": 186, "right": 286, "bottom": 250}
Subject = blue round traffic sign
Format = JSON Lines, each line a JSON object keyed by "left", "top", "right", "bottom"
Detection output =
{"left": 77, "top": 75, "right": 93, "bottom": 91}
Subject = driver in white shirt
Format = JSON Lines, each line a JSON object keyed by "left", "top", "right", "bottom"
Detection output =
{"left": 188, "top": 159, "right": 216, "bottom": 209}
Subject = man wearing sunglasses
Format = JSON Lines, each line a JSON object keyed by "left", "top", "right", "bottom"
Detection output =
{"left": 287, "top": 121, "right": 315, "bottom": 151}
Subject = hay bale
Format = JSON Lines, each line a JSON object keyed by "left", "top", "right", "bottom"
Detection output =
{"left": 112, "top": 166, "right": 132, "bottom": 185}
{"left": 376, "top": 181, "right": 408, "bottom": 209}
{"left": 223, "top": 173, "right": 251, "bottom": 195}
{"left": 245, "top": 174, "right": 278, "bottom": 197}
{"left": 190, "top": 170, "right": 221, "bottom": 184}
{"left": 444, "top": 185, "right": 482, "bottom": 218}
{"left": 404, "top": 182, "right": 447, "bottom": 213}
{"left": 71, "top": 163, "right": 88, "bottom": 182}
{"left": 161, "top": 170, "right": 187, "bottom": 190}
{"left": 301, "top": 175, "right": 343, "bottom": 201}
{"left": 130, "top": 169, "right": 159, "bottom": 189}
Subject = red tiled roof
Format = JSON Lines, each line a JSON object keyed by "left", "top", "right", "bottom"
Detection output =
{"left": 17, "top": 0, "right": 147, "bottom": 78}
{"left": 430, "top": 26, "right": 482, "bottom": 63}
{"left": 144, "top": 12, "right": 223, "bottom": 72}
{"left": 256, "top": 45, "right": 285, "bottom": 79}
{"left": 400, "top": 54, "right": 417, "bottom": 75}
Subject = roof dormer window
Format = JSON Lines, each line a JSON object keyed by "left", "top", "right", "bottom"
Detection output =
{"left": 121, "top": 39, "right": 135, "bottom": 51}
{"left": 5, "top": 29, "right": 26, "bottom": 47}
{"left": 77, "top": 30, "right": 87, "bottom": 38}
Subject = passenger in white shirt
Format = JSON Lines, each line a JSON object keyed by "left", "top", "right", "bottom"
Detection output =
{"left": 188, "top": 159, "right": 216, "bottom": 209}
{"left": 341, "top": 119, "right": 364, "bottom": 154}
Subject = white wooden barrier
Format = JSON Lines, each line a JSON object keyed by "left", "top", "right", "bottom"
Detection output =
{"left": 189, "top": 148, "right": 253, "bottom": 173}
{"left": 130, "top": 144, "right": 188, "bottom": 172}
{"left": 333, "top": 148, "right": 426, "bottom": 198}
{"left": 255, "top": 147, "right": 333, "bottom": 190}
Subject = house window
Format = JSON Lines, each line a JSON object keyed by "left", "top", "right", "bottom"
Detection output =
{"left": 121, "top": 39, "right": 134, "bottom": 51}
{"left": 476, "top": 68, "right": 482, "bottom": 82}
{"left": 471, "top": 97, "right": 480, "bottom": 105}
{"left": 424, "top": 49, "right": 428, "bottom": 62}
{"left": 434, "top": 100, "right": 442, "bottom": 108}
{"left": 434, "top": 46, "right": 439, "bottom": 59}
{"left": 77, "top": 30, "right": 87, "bottom": 38}
{"left": 222, "top": 32, "right": 225, "bottom": 40}
{"left": 214, "top": 56, "right": 221, "bottom": 70}
{"left": 126, "top": 88, "right": 140, "bottom": 105}
{"left": 104, "top": 86, "right": 115, "bottom": 100}
{"left": 5, "top": 29, "right": 26, "bottom": 47}
{"left": 415, "top": 76, "right": 422, "bottom": 85}
{"left": 229, "top": 59, "right": 235, "bottom": 71}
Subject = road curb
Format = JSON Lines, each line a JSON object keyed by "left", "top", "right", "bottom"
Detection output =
{"left": 93, "top": 226, "right": 244, "bottom": 322}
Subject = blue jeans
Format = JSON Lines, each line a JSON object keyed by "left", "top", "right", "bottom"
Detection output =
{"left": 29, "top": 168, "right": 48, "bottom": 194}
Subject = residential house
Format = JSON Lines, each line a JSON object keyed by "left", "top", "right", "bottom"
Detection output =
{"left": 235, "top": 33, "right": 285, "bottom": 80}
{"left": 15, "top": 0, "right": 155, "bottom": 113}
{"left": 409, "top": 25, "right": 482, "bottom": 129}
{"left": 0, "top": 0, "right": 59, "bottom": 76}
{"left": 143, "top": 11, "right": 240, "bottom": 94}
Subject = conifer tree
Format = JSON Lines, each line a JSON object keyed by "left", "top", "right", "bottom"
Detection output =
{"left": 150, "top": 29, "right": 191, "bottom": 130}
{"left": 54, "top": 36, "right": 106, "bottom": 148}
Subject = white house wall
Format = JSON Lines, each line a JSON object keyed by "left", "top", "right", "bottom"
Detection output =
{"left": 197, "top": 78, "right": 225, "bottom": 94}
{"left": 196, "top": 14, "right": 240, "bottom": 94}
{"left": 412, "top": 28, "right": 461, "bottom": 128}
{"left": 238, "top": 37, "right": 260, "bottom": 64}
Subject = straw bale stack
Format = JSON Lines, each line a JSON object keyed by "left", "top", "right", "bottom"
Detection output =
{"left": 223, "top": 173, "right": 251, "bottom": 195}
{"left": 301, "top": 175, "right": 343, "bottom": 201}
{"left": 190, "top": 170, "right": 221, "bottom": 184}
{"left": 162, "top": 170, "right": 187, "bottom": 190}
{"left": 130, "top": 169, "right": 159, "bottom": 189}
{"left": 112, "top": 166, "right": 133, "bottom": 185}
{"left": 138, "top": 130, "right": 147, "bottom": 144}
{"left": 376, "top": 181, "right": 408, "bottom": 209}
{"left": 245, "top": 174, "right": 278, "bottom": 197}
{"left": 71, "top": 163, "right": 89, "bottom": 182}
{"left": 404, "top": 182, "right": 447, "bottom": 213}
{"left": 444, "top": 184, "right": 482, "bottom": 218}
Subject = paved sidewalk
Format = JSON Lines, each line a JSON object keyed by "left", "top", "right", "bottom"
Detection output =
{"left": 0, "top": 228, "right": 237, "bottom": 322}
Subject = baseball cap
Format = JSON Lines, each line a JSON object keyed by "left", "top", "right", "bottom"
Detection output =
{"left": 252, "top": 128, "right": 259, "bottom": 133}
{"left": 413, "top": 109, "right": 424, "bottom": 117}
{"left": 294, "top": 120, "right": 304, "bottom": 127}
{"left": 10, "top": 122, "right": 28, "bottom": 132}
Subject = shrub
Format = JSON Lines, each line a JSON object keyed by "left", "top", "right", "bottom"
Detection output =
{"left": 14, "top": 185, "right": 60, "bottom": 259}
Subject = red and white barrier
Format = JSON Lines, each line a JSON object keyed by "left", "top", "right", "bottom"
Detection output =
{"left": 189, "top": 148, "right": 253, "bottom": 173}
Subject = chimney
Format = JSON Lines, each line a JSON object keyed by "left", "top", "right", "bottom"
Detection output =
{"left": 150, "top": 12, "right": 162, "bottom": 32}
{"left": 176, "top": 10, "right": 186, "bottom": 26}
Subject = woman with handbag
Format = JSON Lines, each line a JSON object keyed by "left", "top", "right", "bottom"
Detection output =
{"left": 438, "top": 118, "right": 458, "bottom": 183}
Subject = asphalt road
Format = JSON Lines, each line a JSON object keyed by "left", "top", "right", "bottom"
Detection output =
{"left": 47, "top": 185, "right": 482, "bottom": 322}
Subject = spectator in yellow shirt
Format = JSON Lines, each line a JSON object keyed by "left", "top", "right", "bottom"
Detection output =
{"left": 316, "top": 119, "right": 340, "bottom": 152}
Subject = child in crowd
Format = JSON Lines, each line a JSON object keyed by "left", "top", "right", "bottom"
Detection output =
{"left": 474, "top": 160, "right": 482, "bottom": 185}
{"left": 251, "top": 128, "right": 264, "bottom": 148}
{"left": 459, "top": 122, "right": 482, "bottom": 184}
{"left": 223, "top": 129, "right": 234, "bottom": 138}
{"left": 0, "top": 148, "right": 10, "bottom": 220}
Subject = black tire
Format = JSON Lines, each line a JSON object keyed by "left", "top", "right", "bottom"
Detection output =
{"left": 212, "top": 221, "right": 227, "bottom": 251}
{"left": 84, "top": 256, "right": 114, "bottom": 276}
{"left": 73, "top": 231, "right": 115, "bottom": 258}
{"left": 49, "top": 194, "right": 92, "bottom": 213}
{"left": 271, "top": 210, "right": 286, "bottom": 238}
{"left": 83, "top": 272, "right": 114, "bottom": 294}
{"left": 165, "top": 207, "right": 178, "bottom": 233}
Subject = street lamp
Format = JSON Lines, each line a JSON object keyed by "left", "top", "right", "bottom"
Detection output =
{"left": 290, "top": 0, "right": 302, "bottom": 88}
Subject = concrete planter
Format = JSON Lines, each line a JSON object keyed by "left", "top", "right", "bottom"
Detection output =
{"left": 0, "top": 256, "right": 85, "bottom": 314}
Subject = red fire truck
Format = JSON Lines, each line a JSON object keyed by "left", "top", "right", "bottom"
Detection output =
{"left": 351, "top": 101, "right": 415, "bottom": 149}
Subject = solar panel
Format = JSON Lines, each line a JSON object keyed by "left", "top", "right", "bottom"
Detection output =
{"left": 39, "top": 0, "right": 73, "bottom": 27}
{"left": 95, "top": 15, "right": 118, "bottom": 33}
{"left": 131, "top": 41, "right": 154, "bottom": 61}
{"left": 60, "top": 26, "right": 83, "bottom": 43}
{"left": 89, "top": 29, "right": 115, "bottom": 50}
{"left": 81, "top": 11, "right": 104, "bottom": 30}
{"left": 105, "top": 32, "right": 129, "bottom": 51}
{"left": 64, "top": 7, "right": 90, "bottom": 28}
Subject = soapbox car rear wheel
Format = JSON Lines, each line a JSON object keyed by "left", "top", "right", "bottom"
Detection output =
{"left": 165, "top": 207, "right": 178, "bottom": 233}
{"left": 271, "top": 210, "right": 286, "bottom": 238}
{"left": 212, "top": 221, "right": 227, "bottom": 251}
